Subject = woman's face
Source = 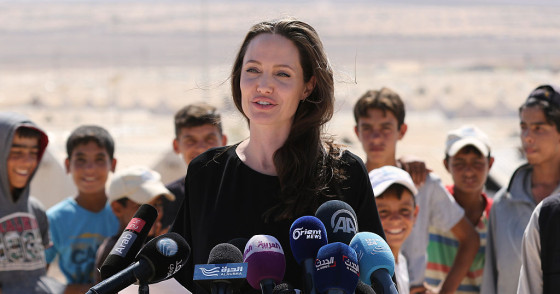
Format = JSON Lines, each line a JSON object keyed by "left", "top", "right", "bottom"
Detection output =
{"left": 239, "top": 33, "right": 315, "bottom": 129}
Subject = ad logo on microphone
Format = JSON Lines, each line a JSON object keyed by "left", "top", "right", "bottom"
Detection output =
{"left": 330, "top": 209, "right": 357, "bottom": 234}
{"left": 292, "top": 227, "right": 323, "bottom": 240}
{"left": 315, "top": 256, "right": 336, "bottom": 271}
{"left": 343, "top": 255, "right": 359, "bottom": 275}
{"left": 364, "top": 237, "right": 391, "bottom": 253}
{"left": 125, "top": 217, "right": 146, "bottom": 233}
{"left": 193, "top": 263, "right": 248, "bottom": 280}
{"left": 156, "top": 238, "right": 179, "bottom": 257}
{"left": 110, "top": 231, "right": 138, "bottom": 257}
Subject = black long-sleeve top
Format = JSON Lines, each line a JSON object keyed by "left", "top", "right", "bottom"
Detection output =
{"left": 171, "top": 145, "right": 384, "bottom": 293}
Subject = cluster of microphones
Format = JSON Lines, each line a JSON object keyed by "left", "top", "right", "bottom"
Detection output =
{"left": 86, "top": 200, "right": 398, "bottom": 294}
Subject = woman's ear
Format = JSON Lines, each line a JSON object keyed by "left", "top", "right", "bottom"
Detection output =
{"left": 302, "top": 76, "right": 316, "bottom": 100}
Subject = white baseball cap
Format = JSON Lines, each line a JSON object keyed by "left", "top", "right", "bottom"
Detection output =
{"left": 369, "top": 166, "right": 418, "bottom": 197}
{"left": 108, "top": 165, "right": 175, "bottom": 204}
{"left": 445, "top": 125, "right": 490, "bottom": 157}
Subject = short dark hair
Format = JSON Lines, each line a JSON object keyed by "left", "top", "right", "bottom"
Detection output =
{"left": 444, "top": 145, "right": 491, "bottom": 162}
{"left": 378, "top": 183, "right": 416, "bottom": 206}
{"left": 174, "top": 103, "right": 223, "bottom": 138}
{"left": 353, "top": 87, "right": 406, "bottom": 129}
{"left": 519, "top": 84, "right": 560, "bottom": 132}
{"left": 66, "top": 125, "right": 115, "bottom": 159}
{"left": 15, "top": 126, "right": 43, "bottom": 140}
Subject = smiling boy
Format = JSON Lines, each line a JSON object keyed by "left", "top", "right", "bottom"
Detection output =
{"left": 369, "top": 165, "right": 419, "bottom": 294}
{"left": 0, "top": 112, "right": 64, "bottom": 293}
{"left": 46, "top": 125, "right": 119, "bottom": 290}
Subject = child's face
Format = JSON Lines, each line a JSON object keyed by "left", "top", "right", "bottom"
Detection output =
{"left": 354, "top": 108, "right": 406, "bottom": 166}
{"left": 65, "top": 141, "right": 116, "bottom": 196}
{"left": 376, "top": 190, "right": 417, "bottom": 251}
{"left": 7, "top": 135, "right": 40, "bottom": 192}
{"left": 520, "top": 106, "right": 560, "bottom": 165}
{"left": 445, "top": 148, "right": 493, "bottom": 195}
{"left": 173, "top": 124, "right": 226, "bottom": 165}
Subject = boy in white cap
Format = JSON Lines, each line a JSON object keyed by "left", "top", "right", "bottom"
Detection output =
{"left": 425, "top": 125, "right": 494, "bottom": 293}
{"left": 94, "top": 165, "right": 175, "bottom": 282}
{"left": 369, "top": 165, "right": 419, "bottom": 294}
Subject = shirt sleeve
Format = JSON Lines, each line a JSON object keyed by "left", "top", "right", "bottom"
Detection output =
{"left": 342, "top": 151, "right": 385, "bottom": 240}
{"left": 428, "top": 176, "right": 464, "bottom": 231}
{"left": 171, "top": 175, "right": 194, "bottom": 291}
{"left": 481, "top": 202, "right": 498, "bottom": 294}
{"left": 45, "top": 212, "right": 58, "bottom": 264}
{"left": 517, "top": 202, "right": 542, "bottom": 294}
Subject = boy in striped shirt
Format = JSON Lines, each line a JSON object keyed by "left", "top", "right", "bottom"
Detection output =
{"left": 425, "top": 125, "right": 494, "bottom": 293}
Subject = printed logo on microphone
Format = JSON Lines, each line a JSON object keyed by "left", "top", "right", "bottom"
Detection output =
{"left": 193, "top": 263, "right": 248, "bottom": 280}
{"left": 125, "top": 217, "right": 146, "bottom": 233}
{"left": 330, "top": 209, "right": 358, "bottom": 234}
{"left": 166, "top": 259, "right": 184, "bottom": 279}
{"left": 363, "top": 237, "right": 391, "bottom": 254}
{"left": 315, "top": 256, "right": 336, "bottom": 271}
{"left": 292, "top": 227, "right": 322, "bottom": 240}
{"left": 243, "top": 239, "right": 283, "bottom": 260}
{"left": 156, "top": 238, "right": 178, "bottom": 257}
{"left": 110, "top": 231, "right": 138, "bottom": 257}
{"left": 343, "top": 255, "right": 359, "bottom": 276}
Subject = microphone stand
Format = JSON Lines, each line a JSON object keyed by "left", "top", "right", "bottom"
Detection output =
{"left": 138, "top": 282, "right": 149, "bottom": 294}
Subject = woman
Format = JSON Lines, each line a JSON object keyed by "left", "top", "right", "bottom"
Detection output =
{"left": 172, "top": 18, "right": 384, "bottom": 292}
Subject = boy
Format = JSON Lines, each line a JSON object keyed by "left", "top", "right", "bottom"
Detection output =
{"left": 162, "top": 103, "right": 227, "bottom": 229}
{"left": 425, "top": 125, "right": 494, "bottom": 293}
{"left": 46, "top": 125, "right": 119, "bottom": 289}
{"left": 482, "top": 84, "right": 560, "bottom": 294}
{"left": 94, "top": 165, "right": 174, "bottom": 283}
{"left": 353, "top": 88, "right": 479, "bottom": 293}
{"left": 369, "top": 166, "right": 419, "bottom": 294}
{"left": 0, "top": 112, "right": 64, "bottom": 293}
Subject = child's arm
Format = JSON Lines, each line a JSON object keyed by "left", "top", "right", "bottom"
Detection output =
{"left": 438, "top": 217, "right": 479, "bottom": 293}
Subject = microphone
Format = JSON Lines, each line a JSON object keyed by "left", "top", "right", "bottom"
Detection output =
{"left": 349, "top": 232, "right": 397, "bottom": 294}
{"left": 314, "top": 242, "right": 359, "bottom": 294}
{"left": 289, "top": 216, "right": 328, "bottom": 294}
{"left": 355, "top": 280, "right": 377, "bottom": 294}
{"left": 86, "top": 232, "right": 190, "bottom": 294}
{"left": 193, "top": 243, "right": 248, "bottom": 294}
{"left": 100, "top": 204, "right": 158, "bottom": 280}
{"left": 315, "top": 200, "right": 358, "bottom": 244}
{"left": 228, "top": 237, "right": 249, "bottom": 256}
{"left": 273, "top": 283, "right": 303, "bottom": 294}
{"left": 243, "top": 234, "right": 286, "bottom": 294}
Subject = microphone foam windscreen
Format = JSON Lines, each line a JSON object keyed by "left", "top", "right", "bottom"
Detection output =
{"left": 289, "top": 216, "right": 328, "bottom": 264}
{"left": 349, "top": 232, "right": 395, "bottom": 286}
{"left": 273, "top": 282, "right": 299, "bottom": 294}
{"left": 315, "top": 200, "right": 358, "bottom": 244}
{"left": 100, "top": 203, "right": 158, "bottom": 279}
{"left": 243, "top": 235, "right": 286, "bottom": 290}
{"left": 355, "top": 280, "right": 376, "bottom": 294}
{"left": 208, "top": 243, "right": 243, "bottom": 264}
{"left": 314, "top": 242, "right": 360, "bottom": 294}
{"left": 134, "top": 232, "right": 191, "bottom": 283}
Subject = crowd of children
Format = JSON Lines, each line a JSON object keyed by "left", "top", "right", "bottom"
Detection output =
{"left": 1, "top": 82, "right": 559, "bottom": 293}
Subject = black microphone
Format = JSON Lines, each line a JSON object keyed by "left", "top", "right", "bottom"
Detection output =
{"left": 273, "top": 283, "right": 303, "bottom": 294}
{"left": 193, "top": 243, "right": 248, "bottom": 294}
{"left": 315, "top": 200, "right": 358, "bottom": 244}
{"left": 100, "top": 204, "right": 158, "bottom": 280}
{"left": 86, "top": 232, "right": 190, "bottom": 294}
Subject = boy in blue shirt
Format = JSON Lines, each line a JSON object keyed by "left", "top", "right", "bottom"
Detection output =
{"left": 46, "top": 125, "right": 119, "bottom": 291}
